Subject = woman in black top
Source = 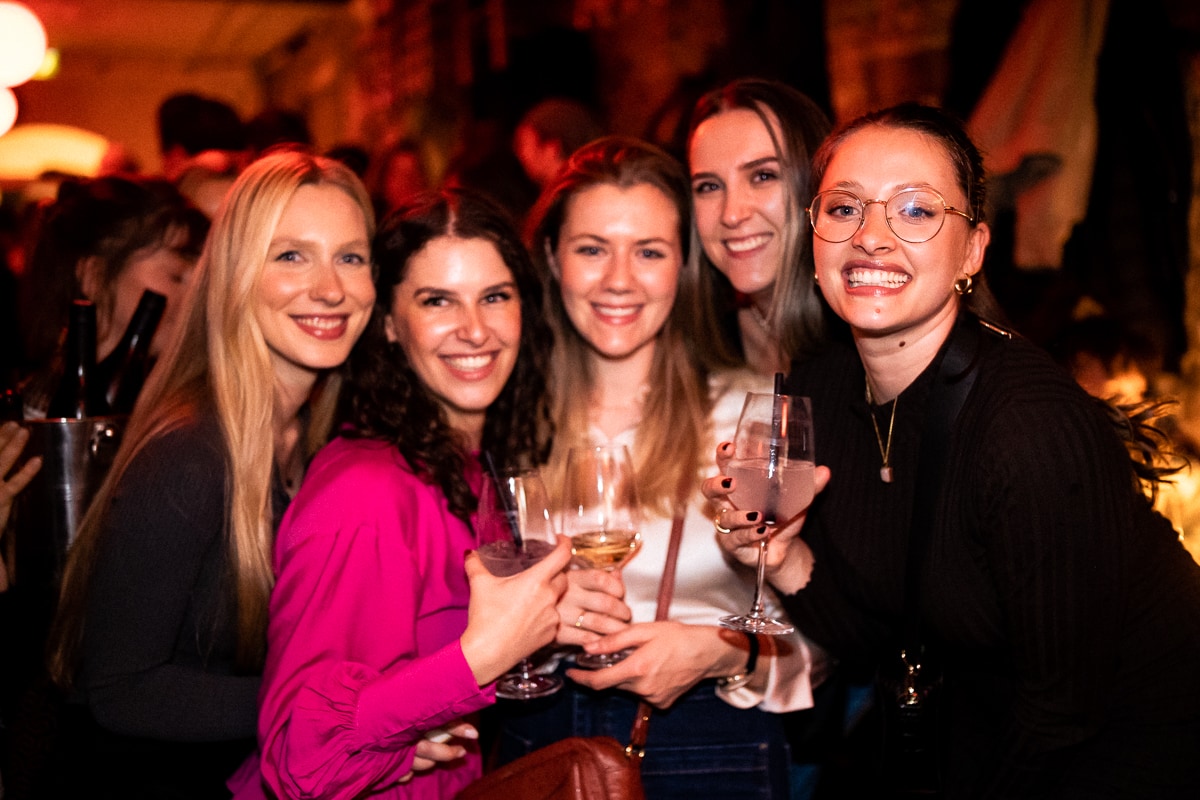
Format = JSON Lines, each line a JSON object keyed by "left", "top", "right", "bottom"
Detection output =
{"left": 707, "top": 104, "right": 1200, "bottom": 798}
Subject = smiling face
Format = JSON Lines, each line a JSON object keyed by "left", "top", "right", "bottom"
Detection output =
{"left": 385, "top": 236, "right": 521, "bottom": 442}
{"left": 554, "top": 182, "right": 682, "bottom": 368}
{"left": 813, "top": 125, "right": 988, "bottom": 346}
{"left": 689, "top": 107, "right": 789, "bottom": 304}
{"left": 255, "top": 183, "right": 375, "bottom": 393}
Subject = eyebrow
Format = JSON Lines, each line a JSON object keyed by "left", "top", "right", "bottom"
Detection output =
{"left": 690, "top": 155, "right": 779, "bottom": 181}
{"left": 411, "top": 281, "right": 517, "bottom": 296}
{"left": 268, "top": 236, "right": 370, "bottom": 251}
{"left": 564, "top": 233, "right": 674, "bottom": 247}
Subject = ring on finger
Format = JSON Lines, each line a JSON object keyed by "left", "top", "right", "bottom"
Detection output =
{"left": 574, "top": 612, "right": 586, "bottom": 629}
{"left": 714, "top": 509, "right": 733, "bottom": 534}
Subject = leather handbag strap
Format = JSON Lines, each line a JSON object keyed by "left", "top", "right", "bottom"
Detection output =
{"left": 628, "top": 493, "right": 688, "bottom": 752}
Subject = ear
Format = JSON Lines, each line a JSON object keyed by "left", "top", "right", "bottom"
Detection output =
{"left": 962, "top": 221, "right": 990, "bottom": 279}
{"left": 384, "top": 313, "right": 399, "bottom": 344}
{"left": 543, "top": 239, "right": 561, "bottom": 281}
{"left": 76, "top": 255, "right": 101, "bottom": 300}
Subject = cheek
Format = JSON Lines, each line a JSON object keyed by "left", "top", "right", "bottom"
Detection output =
{"left": 693, "top": 200, "right": 720, "bottom": 240}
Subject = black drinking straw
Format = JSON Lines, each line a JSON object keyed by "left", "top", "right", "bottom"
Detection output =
{"left": 483, "top": 451, "right": 524, "bottom": 549}
{"left": 765, "top": 372, "right": 785, "bottom": 524}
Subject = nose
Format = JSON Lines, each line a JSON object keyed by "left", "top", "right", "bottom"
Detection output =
{"left": 850, "top": 200, "right": 894, "bottom": 251}
{"left": 455, "top": 303, "right": 489, "bottom": 345}
{"left": 721, "top": 182, "right": 751, "bottom": 228}
{"left": 601, "top": 249, "right": 635, "bottom": 293}
{"left": 310, "top": 260, "right": 346, "bottom": 304}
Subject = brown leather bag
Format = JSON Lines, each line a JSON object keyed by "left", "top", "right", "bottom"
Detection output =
{"left": 457, "top": 500, "right": 687, "bottom": 800}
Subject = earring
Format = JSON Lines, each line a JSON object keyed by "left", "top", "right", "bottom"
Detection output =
{"left": 813, "top": 270, "right": 819, "bottom": 285}
{"left": 953, "top": 275, "right": 974, "bottom": 295}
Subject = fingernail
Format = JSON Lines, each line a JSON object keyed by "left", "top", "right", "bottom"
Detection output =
{"left": 756, "top": 526, "right": 766, "bottom": 535}
{"left": 721, "top": 478, "right": 732, "bottom": 489}
{"left": 746, "top": 511, "right": 759, "bottom": 521}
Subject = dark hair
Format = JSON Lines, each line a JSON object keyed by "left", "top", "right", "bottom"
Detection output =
{"left": 518, "top": 98, "right": 605, "bottom": 155}
{"left": 157, "top": 93, "right": 245, "bottom": 155}
{"left": 343, "top": 188, "right": 553, "bottom": 524}
{"left": 687, "top": 78, "right": 832, "bottom": 363}
{"left": 810, "top": 102, "right": 988, "bottom": 226}
{"left": 18, "top": 175, "right": 209, "bottom": 367}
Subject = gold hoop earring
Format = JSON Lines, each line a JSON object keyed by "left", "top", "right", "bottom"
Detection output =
{"left": 953, "top": 275, "right": 974, "bottom": 295}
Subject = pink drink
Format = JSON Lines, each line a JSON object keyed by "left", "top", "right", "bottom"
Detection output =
{"left": 477, "top": 538, "right": 557, "bottom": 577}
{"left": 727, "top": 459, "right": 815, "bottom": 523}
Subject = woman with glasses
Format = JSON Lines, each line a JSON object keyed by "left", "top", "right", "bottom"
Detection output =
{"left": 707, "top": 103, "right": 1200, "bottom": 797}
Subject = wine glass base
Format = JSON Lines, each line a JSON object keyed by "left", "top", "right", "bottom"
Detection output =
{"left": 496, "top": 673, "right": 562, "bottom": 700}
{"left": 574, "top": 648, "right": 633, "bottom": 669}
{"left": 719, "top": 613, "right": 795, "bottom": 636}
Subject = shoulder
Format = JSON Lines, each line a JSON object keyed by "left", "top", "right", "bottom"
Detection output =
{"left": 123, "top": 410, "right": 228, "bottom": 490}
{"left": 300, "top": 436, "right": 427, "bottom": 499}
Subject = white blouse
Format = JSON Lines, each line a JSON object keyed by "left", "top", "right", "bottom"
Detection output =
{"left": 588, "top": 369, "right": 826, "bottom": 712}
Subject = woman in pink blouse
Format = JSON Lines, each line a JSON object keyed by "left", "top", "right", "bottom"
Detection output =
{"left": 245, "top": 189, "right": 571, "bottom": 799}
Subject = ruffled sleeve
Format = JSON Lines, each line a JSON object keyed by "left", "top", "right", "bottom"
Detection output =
{"left": 256, "top": 438, "right": 493, "bottom": 800}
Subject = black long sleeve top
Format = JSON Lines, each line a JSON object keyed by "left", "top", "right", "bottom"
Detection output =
{"left": 782, "top": 312, "right": 1200, "bottom": 799}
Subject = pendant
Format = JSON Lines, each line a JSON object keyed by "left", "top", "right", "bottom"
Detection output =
{"left": 880, "top": 466, "right": 894, "bottom": 483}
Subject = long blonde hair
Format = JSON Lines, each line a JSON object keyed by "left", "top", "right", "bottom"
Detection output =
{"left": 528, "top": 136, "right": 738, "bottom": 515}
{"left": 49, "top": 150, "right": 375, "bottom": 685}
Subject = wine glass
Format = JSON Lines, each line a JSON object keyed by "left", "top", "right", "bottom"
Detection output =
{"left": 561, "top": 444, "right": 642, "bottom": 668}
{"left": 475, "top": 467, "right": 563, "bottom": 700}
{"left": 719, "top": 393, "right": 815, "bottom": 635}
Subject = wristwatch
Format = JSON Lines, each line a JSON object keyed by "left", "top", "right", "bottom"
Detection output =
{"left": 717, "top": 631, "right": 760, "bottom": 691}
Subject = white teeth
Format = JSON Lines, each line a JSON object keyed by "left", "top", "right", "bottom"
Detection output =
{"left": 596, "top": 305, "right": 637, "bottom": 318}
{"left": 444, "top": 354, "right": 494, "bottom": 371}
{"left": 295, "top": 316, "right": 343, "bottom": 330}
{"left": 725, "top": 234, "right": 770, "bottom": 253}
{"left": 847, "top": 269, "right": 910, "bottom": 288}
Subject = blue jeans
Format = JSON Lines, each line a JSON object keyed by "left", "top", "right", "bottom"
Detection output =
{"left": 492, "top": 678, "right": 792, "bottom": 799}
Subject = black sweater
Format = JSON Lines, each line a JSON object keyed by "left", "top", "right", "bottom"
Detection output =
{"left": 783, "top": 312, "right": 1200, "bottom": 799}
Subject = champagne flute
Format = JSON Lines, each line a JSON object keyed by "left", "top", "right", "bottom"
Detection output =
{"left": 719, "top": 392, "right": 815, "bottom": 635}
{"left": 475, "top": 465, "right": 563, "bottom": 700}
{"left": 561, "top": 444, "right": 642, "bottom": 668}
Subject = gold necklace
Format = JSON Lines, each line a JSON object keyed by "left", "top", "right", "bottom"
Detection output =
{"left": 865, "top": 382, "right": 898, "bottom": 483}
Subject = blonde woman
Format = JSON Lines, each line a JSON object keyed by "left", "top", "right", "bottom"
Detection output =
{"left": 492, "top": 137, "right": 818, "bottom": 799}
{"left": 48, "top": 150, "right": 376, "bottom": 799}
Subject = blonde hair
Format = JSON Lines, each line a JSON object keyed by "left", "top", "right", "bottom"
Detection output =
{"left": 528, "top": 136, "right": 738, "bottom": 515}
{"left": 49, "top": 150, "right": 375, "bottom": 685}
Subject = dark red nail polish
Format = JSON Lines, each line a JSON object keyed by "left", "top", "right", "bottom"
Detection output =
{"left": 721, "top": 478, "right": 732, "bottom": 489}
{"left": 746, "top": 511, "right": 759, "bottom": 522}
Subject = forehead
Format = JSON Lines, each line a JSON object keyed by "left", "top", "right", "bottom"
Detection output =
{"left": 690, "top": 106, "right": 780, "bottom": 163}
{"left": 823, "top": 126, "right": 960, "bottom": 197}
{"left": 562, "top": 182, "right": 680, "bottom": 233}
{"left": 403, "top": 236, "right": 512, "bottom": 284}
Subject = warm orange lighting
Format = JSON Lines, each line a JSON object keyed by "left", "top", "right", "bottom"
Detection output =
{"left": 0, "top": 2, "right": 48, "bottom": 88}
{"left": 0, "top": 123, "right": 110, "bottom": 181}
{"left": 0, "top": 88, "right": 16, "bottom": 137}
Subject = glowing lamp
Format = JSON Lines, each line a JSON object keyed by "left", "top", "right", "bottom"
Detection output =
{"left": 0, "top": 2, "right": 48, "bottom": 88}
{"left": 0, "top": 88, "right": 16, "bottom": 137}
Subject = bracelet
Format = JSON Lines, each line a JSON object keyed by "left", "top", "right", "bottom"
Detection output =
{"left": 717, "top": 631, "right": 760, "bottom": 691}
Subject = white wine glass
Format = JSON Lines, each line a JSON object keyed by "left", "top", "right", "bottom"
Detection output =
{"left": 719, "top": 392, "right": 815, "bottom": 635}
{"left": 561, "top": 444, "right": 642, "bottom": 669}
{"left": 475, "top": 466, "right": 563, "bottom": 700}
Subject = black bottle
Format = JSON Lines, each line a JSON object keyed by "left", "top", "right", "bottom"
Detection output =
{"left": 47, "top": 300, "right": 109, "bottom": 418}
{"left": 97, "top": 289, "right": 166, "bottom": 414}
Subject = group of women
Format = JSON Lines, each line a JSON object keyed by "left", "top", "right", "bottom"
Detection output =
{"left": 20, "top": 74, "right": 1200, "bottom": 800}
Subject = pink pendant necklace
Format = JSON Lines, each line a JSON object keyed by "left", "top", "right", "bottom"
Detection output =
{"left": 865, "top": 383, "right": 898, "bottom": 483}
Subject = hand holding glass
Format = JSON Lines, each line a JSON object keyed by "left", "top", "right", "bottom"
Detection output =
{"left": 475, "top": 468, "right": 562, "bottom": 699}
{"left": 720, "top": 393, "right": 815, "bottom": 635}
{"left": 562, "top": 444, "right": 642, "bottom": 668}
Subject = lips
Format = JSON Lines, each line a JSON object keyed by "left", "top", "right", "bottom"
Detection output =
{"left": 441, "top": 352, "right": 497, "bottom": 377}
{"left": 592, "top": 303, "right": 641, "bottom": 324}
{"left": 292, "top": 315, "right": 349, "bottom": 339}
{"left": 845, "top": 268, "right": 910, "bottom": 289}
{"left": 724, "top": 233, "right": 772, "bottom": 254}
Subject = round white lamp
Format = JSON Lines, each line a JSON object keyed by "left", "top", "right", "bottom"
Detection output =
{"left": 0, "top": 2, "right": 48, "bottom": 88}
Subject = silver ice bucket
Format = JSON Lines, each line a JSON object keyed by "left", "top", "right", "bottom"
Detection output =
{"left": 5, "top": 416, "right": 126, "bottom": 591}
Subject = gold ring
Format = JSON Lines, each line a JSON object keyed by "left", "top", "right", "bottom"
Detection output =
{"left": 714, "top": 511, "right": 733, "bottom": 534}
{"left": 574, "top": 612, "right": 586, "bottom": 629}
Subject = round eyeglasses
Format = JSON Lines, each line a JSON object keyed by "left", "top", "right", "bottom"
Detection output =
{"left": 807, "top": 188, "right": 974, "bottom": 244}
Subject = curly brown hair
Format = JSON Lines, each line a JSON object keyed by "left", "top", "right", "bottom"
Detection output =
{"left": 341, "top": 188, "right": 553, "bottom": 524}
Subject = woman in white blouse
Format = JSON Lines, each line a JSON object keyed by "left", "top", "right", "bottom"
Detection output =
{"left": 490, "top": 136, "right": 819, "bottom": 799}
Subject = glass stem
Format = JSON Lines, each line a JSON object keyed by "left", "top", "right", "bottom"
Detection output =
{"left": 749, "top": 539, "right": 769, "bottom": 619}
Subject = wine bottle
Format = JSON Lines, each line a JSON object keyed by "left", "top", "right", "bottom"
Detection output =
{"left": 47, "top": 300, "right": 109, "bottom": 418}
{"left": 97, "top": 289, "right": 166, "bottom": 414}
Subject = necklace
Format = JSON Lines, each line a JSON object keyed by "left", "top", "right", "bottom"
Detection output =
{"left": 865, "top": 382, "right": 898, "bottom": 483}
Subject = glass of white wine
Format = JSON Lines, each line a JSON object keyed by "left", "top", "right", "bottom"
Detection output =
{"left": 719, "top": 392, "right": 815, "bottom": 635}
{"left": 562, "top": 444, "right": 642, "bottom": 669}
{"left": 475, "top": 467, "right": 563, "bottom": 699}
